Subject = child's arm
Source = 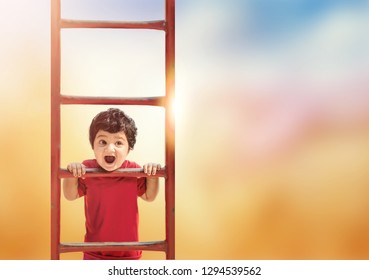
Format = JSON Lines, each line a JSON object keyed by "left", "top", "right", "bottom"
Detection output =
{"left": 141, "top": 163, "right": 161, "bottom": 202}
{"left": 62, "top": 162, "right": 86, "bottom": 201}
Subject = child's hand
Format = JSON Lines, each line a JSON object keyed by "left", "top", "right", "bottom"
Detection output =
{"left": 67, "top": 162, "right": 86, "bottom": 178}
{"left": 143, "top": 163, "right": 161, "bottom": 176}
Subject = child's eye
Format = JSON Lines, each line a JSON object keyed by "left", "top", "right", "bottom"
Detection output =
{"left": 99, "top": 140, "right": 107, "bottom": 145}
{"left": 116, "top": 141, "right": 123, "bottom": 146}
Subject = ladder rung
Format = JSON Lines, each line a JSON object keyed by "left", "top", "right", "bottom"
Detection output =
{"left": 59, "top": 240, "right": 166, "bottom": 253}
{"left": 61, "top": 19, "right": 166, "bottom": 31}
{"left": 59, "top": 167, "right": 167, "bottom": 179}
{"left": 60, "top": 95, "right": 165, "bottom": 106}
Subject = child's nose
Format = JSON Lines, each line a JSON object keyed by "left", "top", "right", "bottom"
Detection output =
{"left": 106, "top": 143, "right": 115, "bottom": 152}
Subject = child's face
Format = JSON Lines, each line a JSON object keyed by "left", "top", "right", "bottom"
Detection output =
{"left": 93, "top": 130, "right": 130, "bottom": 171}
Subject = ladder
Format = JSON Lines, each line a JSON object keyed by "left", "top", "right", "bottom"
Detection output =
{"left": 50, "top": 0, "right": 175, "bottom": 259}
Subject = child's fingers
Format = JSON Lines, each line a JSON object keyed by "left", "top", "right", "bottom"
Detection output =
{"left": 144, "top": 163, "right": 161, "bottom": 176}
{"left": 77, "top": 166, "right": 82, "bottom": 177}
{"left": 67, "top": 163, "right": 76, "bottom": 176}
{"left": 146, "top": 164, "right": 152, "bottom": 176}
{"left": 76, "top": 164, "right": 86, "bottom": 177}
{"left": 73, "top": 164, "right": 79, "bottom": 177}
{"left": 67, "top": 163, "right": 85, "bottom": 178}
{"left": 152, "top": 164, "right": 161, "bottom": 175}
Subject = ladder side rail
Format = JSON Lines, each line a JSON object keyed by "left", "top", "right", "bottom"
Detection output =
{"left": 164, "top": 0, "right": 175, "bottom": 260}
{"left": 50, "top": 0, "right": 62, "bottom": 260}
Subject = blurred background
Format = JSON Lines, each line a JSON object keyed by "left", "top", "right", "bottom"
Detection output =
{"left": 0, "top": 0, "right": 369, "bottom": 259}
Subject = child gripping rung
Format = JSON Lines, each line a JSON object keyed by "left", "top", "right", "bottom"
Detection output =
{"left": 59, "top": 167, "right": 167, "bottom": 178}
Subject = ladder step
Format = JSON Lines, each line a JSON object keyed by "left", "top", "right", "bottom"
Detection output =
{"left": 61, "top": 19, "right": 166, "bottom": 31}
{"left": 59, "top": 167, "right": 167, "bottom": 179}
{"left": 60, "top": 95, "right": 165, "bottom": 106}
{"left": 60, "top": 240, "right": 166, "bottom": 253}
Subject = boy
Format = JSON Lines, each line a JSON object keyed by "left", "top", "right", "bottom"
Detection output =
{"left": 63, "top": 108, "right": 161, "bottom": 260}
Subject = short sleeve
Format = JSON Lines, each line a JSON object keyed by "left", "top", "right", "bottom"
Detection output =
{"left": 137, "top": 177, "right": 147, "bottom": 197}
{"left": 77, "top": 178, "right": 86, "bottom": 197}
{"left": 77, "top": 159, "right": 95, "bottom": 197}
{"left": 125, "top": 160, "right": 146, "bottom": 197}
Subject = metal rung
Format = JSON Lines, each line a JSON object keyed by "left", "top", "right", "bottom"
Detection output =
{"left": 59, "top": 168, "right": 166, "bottom": 179}
{"left": 60, "top": 95, "right": 166, "bottom": 106}
{"left": 61, "top": 19, "right": 166, "bottom": 30}
{"left": 60, "top": 240, "right": 167, "bottom": 253}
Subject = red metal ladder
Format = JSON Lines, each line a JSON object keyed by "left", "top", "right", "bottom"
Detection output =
{"left": 50, "top": 0, "right": 175, "bottom": 259}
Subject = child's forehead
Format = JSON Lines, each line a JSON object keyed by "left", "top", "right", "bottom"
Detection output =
{"left": 95, "top": 130, "right": 127, "bottom": 139}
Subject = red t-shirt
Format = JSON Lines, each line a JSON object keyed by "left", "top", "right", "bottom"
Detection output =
{"left": 77, "top": 159, "right": 146, "bottom": 260}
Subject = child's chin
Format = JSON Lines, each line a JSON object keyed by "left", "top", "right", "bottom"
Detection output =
{"left": 102, "top": 167, "right": 113, "bottom": 172}
{"left": 102, "top": 165, "right": 117, "bottom": 172}
{"left": 98, "top": 162, "right": 117, "bottom": 172}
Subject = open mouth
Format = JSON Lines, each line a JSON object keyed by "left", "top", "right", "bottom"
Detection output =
{"left": 104, "top": 156, "right": 116, "bottom": 164}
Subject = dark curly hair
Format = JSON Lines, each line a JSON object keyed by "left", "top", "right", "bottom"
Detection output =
{"left": 89, "top": 108, "right": 137, "bottom": 150}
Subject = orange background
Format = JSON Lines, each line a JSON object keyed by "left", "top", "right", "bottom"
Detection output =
{"left": 1, "top": 0, "right": 369, "bottom": 260}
